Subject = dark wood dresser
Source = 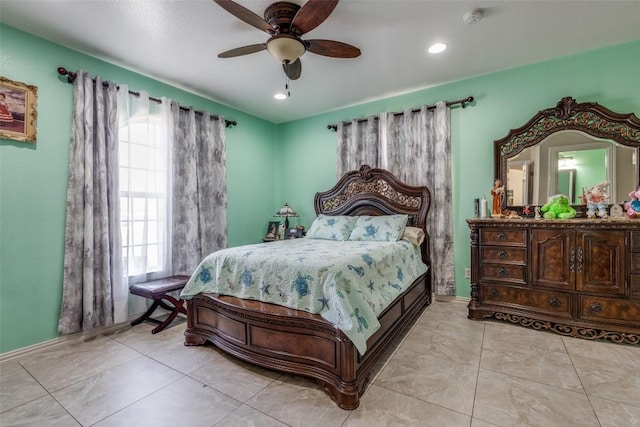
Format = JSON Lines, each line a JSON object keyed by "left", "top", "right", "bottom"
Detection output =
{"left": 467, "top": 218, "right": 640, "bottom": 345}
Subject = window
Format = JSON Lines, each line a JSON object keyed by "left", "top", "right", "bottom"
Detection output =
{"left": 119, "top": 101, "right": 171, "bottom": 283}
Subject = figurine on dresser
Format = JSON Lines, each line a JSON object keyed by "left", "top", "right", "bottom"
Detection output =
{"left": 583, "top": 181, "right": 610, "bottom": 218}
{"left": 490, "top": 178, "right": 505, "bottom": 217}
{"left": 624, "top": 187, "right": 640, "bottom": 218}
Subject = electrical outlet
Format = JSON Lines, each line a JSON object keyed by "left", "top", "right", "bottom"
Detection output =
{"left": 464, "top": 267, "right": 471, "bottom": 279}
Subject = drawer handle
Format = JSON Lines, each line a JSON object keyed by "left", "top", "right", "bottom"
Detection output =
{"left": 590, "top": 302, "right": 602, "bottom": 313}
{"left": 498, "top": 250, "right": 507, "bottom": 259}
{"left": 499, "top": 267, "right": 509, "bottom": 277}
{"left": 569, "top": 248, "right": 575, "bottom": 273}
{"left": 577, "top": 247, "right": 584, "bottom": 273}
{"left": 489, "top": 289, "right": 500, "bottom": 298}
{"left": 498, "top": 232, "right": 507, "bottom": 241}
{"left": 549, "top": 297, "right": 561, "bottom": 308}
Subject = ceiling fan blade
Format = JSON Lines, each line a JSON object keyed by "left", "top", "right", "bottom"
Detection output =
{"left": 218, "top": 43, "right": 266, "bottom": 58}
{"left": 214, "top": 0, "right": 274, "bottom": 34}
{"left": 306, "top": 39, "right": 361, "bottom": 58}
{"left": 283, "top": 58, "right": 302, "bottom": 80}
{"left": 291, "top": 0, "right": 339, "bottom": 35}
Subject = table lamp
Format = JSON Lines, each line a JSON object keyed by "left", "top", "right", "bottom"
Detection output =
{"left": 274, "top": 203, "right": 298, "bottom": 229}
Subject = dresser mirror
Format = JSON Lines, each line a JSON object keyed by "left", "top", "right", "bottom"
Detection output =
{"left": 495, "top": 97, "right": 640, "bottom": 213}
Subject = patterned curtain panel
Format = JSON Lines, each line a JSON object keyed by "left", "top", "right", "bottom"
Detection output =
{"left": 336, "top": 102, "right": 455, "bottom": 295}
{"left": 336, "top": 116, "right": 380, "bottom": 179}
{"left": 58, "top": 71, "right": 120, "bottom": 334}
{"left": 383, "top": 103, "right": 455, "bottom": 296}
{"left": 171, "top": 104, "right": 227, "bottom": 275}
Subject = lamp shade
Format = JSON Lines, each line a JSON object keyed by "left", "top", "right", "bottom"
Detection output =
{"left": 274, "top": 203, "right": 298, "bottom": 228}
{"left": 266, "top": 35, "right": 306, "bottom": 64}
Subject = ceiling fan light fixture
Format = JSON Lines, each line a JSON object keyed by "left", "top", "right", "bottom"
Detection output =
{"left": 274, "top": 93, "right": 287, "bottom": 100}
{"left": 214, "top": 0, "right": 360, "bottom": 81}
{"left": 266, "top": 35, "right": 306, "bottom": 63}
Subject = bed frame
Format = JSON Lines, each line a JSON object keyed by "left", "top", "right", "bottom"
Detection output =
{"left": 184, "top": 165, "right": 432, "bottom": 409}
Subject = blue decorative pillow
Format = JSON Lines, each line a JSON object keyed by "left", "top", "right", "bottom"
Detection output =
{"left": 306, "top": 215, "right": 358, "bottom": 241}
{"left": 349, "top": 215, "right": 408, "bottom": 242}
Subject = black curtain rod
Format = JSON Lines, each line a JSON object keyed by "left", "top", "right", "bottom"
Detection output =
{"left": 57, "top": 67, "right": 237, "bottom": 128}
{"left": 326, "top": 96, "right": 474, "bottom": 131}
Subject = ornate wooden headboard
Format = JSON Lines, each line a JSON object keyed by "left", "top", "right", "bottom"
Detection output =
{"left": 314, "top": 165, "right": 431, "bottom": 267}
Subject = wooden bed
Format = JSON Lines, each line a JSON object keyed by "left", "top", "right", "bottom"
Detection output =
{"left": 184, "top": 165, "right": 432, "bottom": 409}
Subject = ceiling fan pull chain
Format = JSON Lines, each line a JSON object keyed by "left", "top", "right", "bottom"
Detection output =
{"left": 286, "top": 75, "right": 291, "bottom": 98}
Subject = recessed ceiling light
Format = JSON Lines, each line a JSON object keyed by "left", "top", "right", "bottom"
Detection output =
{"left": 274, "top": 93, "right": 287, "bottom": 100}
{"left": 428, "top": 43, "right": 447, "bottom": 54}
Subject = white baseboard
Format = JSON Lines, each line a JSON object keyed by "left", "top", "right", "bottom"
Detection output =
{"left": 0, "top": 321, "right": 132, "bottom": 363}
{"left": 0, "top": 309, "right": 184, "bottom": 363}
{"left": 433, "top": 295, "right": 470, "bottom": 304}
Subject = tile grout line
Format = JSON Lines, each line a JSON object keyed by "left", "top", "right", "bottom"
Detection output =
{"left": 470, "top": 322, "right": 486, "bottom": 427}
{"left": 562, "top": 336, "right": 603, "bottom": 427}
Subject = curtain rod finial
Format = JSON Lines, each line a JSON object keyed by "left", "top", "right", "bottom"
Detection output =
{"left": 57, "top": 66, "right": 77, "bottom": 83}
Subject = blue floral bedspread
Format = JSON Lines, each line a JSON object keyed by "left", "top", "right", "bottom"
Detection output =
{"left": 181, "top": 238, "right": 428, "bottom": 355}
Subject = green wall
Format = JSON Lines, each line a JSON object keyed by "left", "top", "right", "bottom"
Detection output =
{"left": 1, "top": 22, "right": 639, "bottom": 354}
{"left": 0, "top": 24, "right": 278, "bottom": 353}
{"left": 276, "top": 40, "right": 640, "bottom": 299}
{"left": 573, "top": 149, "right": 607, "bottom": 200}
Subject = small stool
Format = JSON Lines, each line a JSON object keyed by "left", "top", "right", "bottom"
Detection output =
{"left": 130, "top": 275, "right": 190, "bottom": 334}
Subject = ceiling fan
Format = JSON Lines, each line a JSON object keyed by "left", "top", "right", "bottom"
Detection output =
{"left": 214, "top": 0, "right": 361, "bottom": 80}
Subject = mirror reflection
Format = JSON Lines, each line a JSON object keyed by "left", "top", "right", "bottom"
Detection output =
{"left": 557, "top": 168, "right": 575, "bottom": 204}
{"left": 496, "top": 97, "right": 640, "bottom": 214}
{"left": 506, "top": 131, "right": 637, "bottom": 206}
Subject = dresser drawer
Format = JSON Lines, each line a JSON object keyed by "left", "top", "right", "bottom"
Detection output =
{"left": 480, "top": 229, "right": 527, "bottom": 246}
{"left": 579, "top": 296, "right": 640, "bottom": 326}
{"left": 480, "top": 247, "right": 526, "bottom": 264}
{"left": 631, "top": 274, "right": 640, "bottom": 298}
{"left": 631, "top": 253, "right": 640, "bottom": 274}
{"left": 631, "top": 231, "right": 640, "bottom": 252}
{"left": 480, "top": 264, "right": 526, "bottom": 285}
{"left": 481, "top": 285, "right": 571, "bottom": 316}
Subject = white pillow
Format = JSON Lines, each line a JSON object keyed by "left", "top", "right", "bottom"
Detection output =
{"left": 305, "top": 215, "right": 358, "bottom": 241}
{"left": 348, "top": 214, "right": 408, "bottom": 242}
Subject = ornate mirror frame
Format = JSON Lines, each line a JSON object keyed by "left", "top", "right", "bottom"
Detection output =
{"left": 495, "top": 96, "right": 640, "bottom": 215}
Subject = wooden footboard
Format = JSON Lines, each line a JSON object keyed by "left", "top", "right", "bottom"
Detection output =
{"left": 184, "top": 272, "right": 431, "bottom": 410}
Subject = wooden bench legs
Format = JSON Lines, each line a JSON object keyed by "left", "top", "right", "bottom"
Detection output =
{"left": 129, "top": 275, "right": 190, "bottom": 334}
{"left": 130, "top": 294, "right": 187, "bottom": 334}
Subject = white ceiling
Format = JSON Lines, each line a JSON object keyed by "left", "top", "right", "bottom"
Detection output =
{"left": 2, "top": 0, "right": 640, "bottom": 124}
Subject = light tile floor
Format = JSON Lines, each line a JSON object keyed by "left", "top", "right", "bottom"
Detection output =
{"left": 2, "top": 301, "right": 640, "bottom": 426}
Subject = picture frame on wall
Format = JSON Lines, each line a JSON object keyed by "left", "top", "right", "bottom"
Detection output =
{"left": 0, "top": 77, "right": 38, "bottom": 143}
